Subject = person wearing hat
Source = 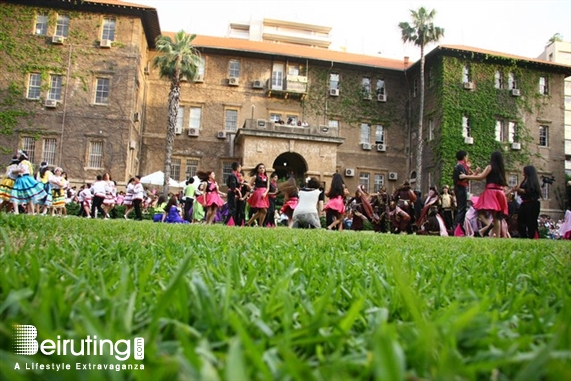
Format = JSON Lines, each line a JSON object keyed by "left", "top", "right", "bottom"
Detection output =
{"left": 10, "top": 150, "right": 47, "bottom": 214}
{"left": 0, "top": 156, "right": 20, "bottom": 213}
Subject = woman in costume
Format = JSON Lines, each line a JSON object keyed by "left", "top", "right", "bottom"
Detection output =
{"left": 0, "top": 156, "right": 20, "bottom": 213}
{"left": 324, "top": 173, "right": 349, "bottom": 231}
{"left": 10, "top": 150, "right": 47, "bottom": 215}
{"left": 246, "top": 163, "right": 270, "bottom": 227}
{"left": 196, "top": 171, "right": 225, "bottom": 225}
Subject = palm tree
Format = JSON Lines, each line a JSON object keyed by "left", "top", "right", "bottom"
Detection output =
{"left": 153, "top": 30, "right": 201, "bottom": 196}
{"left": 399, "top": 7, "right": 444, "bottom": 191}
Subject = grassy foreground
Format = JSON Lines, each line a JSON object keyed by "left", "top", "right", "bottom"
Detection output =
{"left": 0, "top": 214, "right": 569, "bottom": 381}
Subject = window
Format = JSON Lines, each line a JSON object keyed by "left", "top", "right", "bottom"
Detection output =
{"left": 272, "top": 63, "right": 284, "bottom": 90}
{"left": 228, "top": 60, "right": 240, "bottom": 78}
{"left": 185, "top": 159, "right": 198, "bottom": 179}
{"left": 508, "top": 72, "right": 517, "bottom": 89}
{"left": 21, "top": 137, "right": 36, "bottom": 163}
{"left": 428, "top": 119, "right": 434, "bottom": 141}
{"left": 175, "top": 106, "right": 184, "bottom": 134}
{"left": 539, "top": 76, "right": 548, "bottom": 95}
{"left": 94, "top": 78, "right": 110, "bottom": 105}
{"left": 508, "top": 122, "right": 517, "bottom": 143}
{"left": 286, "top": 114, "right": 299, "bottom": 126}
{"left": 101, "top": 18, "right": 116, "bottom": 41}
{"left": 539, "top": 125, "right": 549, "bottom": 146}
{"left": 508, "top": 175, "right": 518, "bottom": 188}
{"left": 197, "top": 57, "right": 205, "bottom": 77}
{"left": 375, "top": 125, "right": 385, "bottom": 144}
{"left": 189, "top": 107, "right": 201, "bottom": 130}
{"left": 328, "top": 119, "right": 339, "bottom": 128}
{"left": 55, "top": 14, "right": 69, "bottom": 37}
{"left": 495, "top": 120, "right": 505, "bottom": 142}
{"left": 413, "top": 78, "right": 418, "bottom": 98}
{"left": 330, "top": 73, "right": 339, "bottom": 90}
{"left": 462, "top": 116, "right": 471, "bottom": 138}
{"left": 270, "top": 113, "right": 283, "bottom": 123}
{"left": 359, "top": 172, "right": 370, "bottom": 193}
{"left": 88, "top": 141, "right": 103, "bottom": 168}
{"left": 288, "top": 63, "right": 305, "bottom": 76}
{"left": 376, "top": 78, "right": 385, "bottom": 95}
{"left": 222, "top": 162, "right": 233, "bottom": 185}
{"left": 42, "top": 138, "right": 57, "bottom": 164}
{"left": 494, "top": 71, "right": 503, "bottom": 89}
{"left": 27, "top": 73, "right": 41, "bottom": 99}
{"left": 225, "top": 109, "right": 238, "bottom": 132}
{"left": 541, "top": 183, "right": 549, "bottom": 200}
{"left": 360, "top": 123, "right": 371, "bottom": 143}
{"left": 374, "top": 174, "right": 385, "bottom": 193}
{"left": 171, "top": 158, "right": 181, "bottom": 181}
{"left": 35, "top": 14, "right": 48, "bottom": 35}
{"left": 48, "top": 75, "right": 63, "bottom": 101}
{"left": 462, "top": 65, "right": 471, "bottom": 83}
{"left": 362, "top": 77, "right": 371, "bottom": 98}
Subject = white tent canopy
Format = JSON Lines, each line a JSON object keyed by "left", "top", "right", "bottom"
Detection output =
{"left": 140, "top": 171, "right": 184, "bottom": 187}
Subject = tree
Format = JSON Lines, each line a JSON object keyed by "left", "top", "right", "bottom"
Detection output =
{"left": 546, "top": 33, "right": 563, "bottom": 46}
{"left": 399, "top": 7, "right": 444, "bottom": 191}
{"left": 153, "top": 31, "right": 201, "bottom": 196}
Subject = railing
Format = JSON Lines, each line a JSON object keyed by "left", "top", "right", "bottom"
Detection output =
{"left": 242, "top": 119, "right": 339, "bottom": 138}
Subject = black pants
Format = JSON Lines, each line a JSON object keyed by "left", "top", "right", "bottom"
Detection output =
{"left": 225, "top": 192, "right": 236, "bottom": 224}
{"left": 517, "top": 200, "right": 540, "bottom": 239}
{"left": 264, "top": 197, "right": 276, "bottom": 227}
{"left": 133, "top": 199, "right": 143, "bottom": 220}
{"left": 454, "top": 186, "right": 468, "bottom": 231}
{"left": 184, "top": 198, "right": 194, "bottom": 222}
{"left": 442, "top": 208, "right": 454, "bottom": 230}
{"left": 91, "top": 196, "right": 106, "bottom": 218}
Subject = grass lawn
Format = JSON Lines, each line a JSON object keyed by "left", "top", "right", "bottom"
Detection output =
{"left": 0, "top": 214, "right": 569, "bottom": 381}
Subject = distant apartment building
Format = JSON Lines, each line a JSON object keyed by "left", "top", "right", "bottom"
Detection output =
{"left": 538, "top": 40, "right": 571, "bottom": 176}
{"left": 1, "top": 0, "right": 570, "bottom": 216}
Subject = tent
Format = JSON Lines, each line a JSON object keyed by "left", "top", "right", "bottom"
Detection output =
{"left": 140, "top": 171, "right": 184, "bottom": 187}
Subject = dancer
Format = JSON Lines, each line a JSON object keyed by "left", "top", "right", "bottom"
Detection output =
{"left": 292, "top": 177, "right": 322, "bottom": 228}
{"left": 0, "top": 156, "right": 20, "bottom": 213}
{"left": 77, "top": 183, "right": 92, "bottom": 218}
{"left": 123, "top": 177, "right": 135, "bottom": 219}
{"left": 324, "top": 173, "right": 349, "bottom": 230}
{"left": 161, "top": 195, "right": 189, "bottom": 224}
{"left": 246, "top": 163, "right": 270, "bottom": 227}
{"left": 35, "top": 161, "right": 53, "bottom": 215}
{"left": 512, "top": 165, "right": 541, "bottom": 239}
{"left": 132, "top": 175, "right": 145, "bottom": 221}
{"left": 196, "top": 171, "right": 225, "bottom": 225}
{"left": 278, "top": 176, "right": 298, "bottom": 228}
{"left": 49, "top": 167, "right": 67, "bottom": 217}
{"left": 460, "top": 151, "right": 508, "bottom": 238}
{"left": 10, "top": 150, "right": 47, "bottom": 215}
{"left": 264, "top": 172, "right": 280, "bottom": 227}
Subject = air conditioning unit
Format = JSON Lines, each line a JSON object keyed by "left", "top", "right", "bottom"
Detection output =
{"left": 252, "top": 80, "right": 263, "bottom": 89}
{"left": 464, "top": 136, "right": 474, "bottom": 145}
{"left": 129, "top": 140, "right": 136, "bottom": 149}
{"left": 329, "top": 88, "right": 340, "bottom": 97}
{"left": 188, "top": 128, "right": 199, "bottom": 136}
{"left": 52, "top": 35, "right": 65, "bottom": 44}
{"left": 388, "top": 172, "right": 398, "bottom": 181}
{"left": 376, "top": 144, "right": 386, "bottom": 152}
{"left": 377, "top": 94, "right": 387, "bottom": 102}
{"left": 228, "top": 77, "right": 239, "bottom": 86}
{"left": 44, "top": 99, "right": 58, "bottom": 108}
{"left": 194, "top": 75, "right": 204, "bottom": 83}
{"left": 133, "top": 112, "right": 140, "bottom": 122}
{"left": 345, "top": 168, "right": 355, "bottom": 177}
{"left": 217, "top": 131, "right": 227, "bottom": 139}
{"left": 361, "top": 142, "right": 372, "bottom": 150}
{"left": 511, "top": 142, "right": 521, "bottom": 150}
{"left": 99, "top": 39, "right": 112, "bottom": 48}
{"left": 463, "top": 82, "right": 474, "bottom": 90}
{"left": 511, "top": 88, "right": 521, "bottom": 97}
{"left": 256, "top": 119, "right": 267, "bottom": 128}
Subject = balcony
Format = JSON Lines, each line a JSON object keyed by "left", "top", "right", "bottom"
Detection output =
{"left": 266, "top": 75, "right": 308, "bottom": 99}
{"left": 238, "top": 119, "right": 344, "bottom": 145}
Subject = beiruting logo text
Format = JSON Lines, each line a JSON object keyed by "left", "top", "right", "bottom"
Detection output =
{"left": 13, "top": 325, "right": 144, "bottom": 361}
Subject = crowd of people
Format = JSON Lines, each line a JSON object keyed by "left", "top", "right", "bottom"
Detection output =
{"left": 1, "top": 150, "right": 570, "bottom": 239}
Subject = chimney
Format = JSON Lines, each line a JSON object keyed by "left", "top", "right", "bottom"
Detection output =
{"left": 404, "top": 56, "right": 409, "bottom": 68}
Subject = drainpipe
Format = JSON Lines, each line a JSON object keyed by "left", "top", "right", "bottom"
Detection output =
{"left": 58, "top": 43, "right": 72, "bottom": 167}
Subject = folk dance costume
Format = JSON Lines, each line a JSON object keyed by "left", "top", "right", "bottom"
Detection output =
{"left": 10, "top": 156, "right": 47, "bottom": 206}
{"left": 247, "top": 174, "right": 269, "bottom": 209}
{"left": 324, "top": 195, "right": 345, "bottom": 214}
{"left": 196, "top": 181, "right": 225, "bottom": 207}
{"left": 0, "top": 159, "right": 19, "bottom": 203}
{"left": 35, "top": 164, "right": 53, "bottom": 207}
{"left": 163, "top": 205, "right": 189, "bottom": 224}
{"left": 50, "top": 170, "right": 66, "bottom": 209}
{"left": 103, "top": 180, "right": 117, "bottom": 208}
{"left": 280, "top": 191, "right": 299, "bottom": 215}
{"left": 123, "top": 182, "right": 134, "bottom": 207}
{"left": 78, "top": 187, "right": 92, "bottom": 213}
{"left": 473, "top": 183, "right": 508, "bottom": 218}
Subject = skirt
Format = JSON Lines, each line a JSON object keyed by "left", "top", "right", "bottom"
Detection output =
{"left": 204, "top": 192, "right": 225, "bottom": 208}
{"left": 474, "top": 183, "right": 508, "bottom": 217}
{"left": 51, "top": 188, "right": 66, "bottom": 208}
{"left": 10, "top": 175, "right": 47, "bottom": 205}
{"left": 280, "top": 196, "right": 299, "bottom": 214}
{"left": 0, "top": 177, "right": 15, "bottom": 201}
{"left": 37, "top": 182, "right": 53, "bottom": 206}
{"left": 324, "top": 195, "right": 345, "bottom": 214}
{"left": 123, "top": 193, "right": 133, "bottom": 206}
{"left": 247, "top": 188, "right": 269, "bottom": 209}
{"left": 103, "top": 193, "right": 116, "bottom": 206}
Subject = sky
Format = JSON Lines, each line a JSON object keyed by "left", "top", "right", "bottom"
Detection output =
{"left": 134, "top": 0, "right": 571, "bottom": 62}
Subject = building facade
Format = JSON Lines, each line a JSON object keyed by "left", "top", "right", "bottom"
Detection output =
{"left": 1, "top": 0, "right": 570, "bottom": 215}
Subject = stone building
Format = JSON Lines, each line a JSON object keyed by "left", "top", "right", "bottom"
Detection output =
{"left": 1, "top": 0, "right": 570, "bottom": 215}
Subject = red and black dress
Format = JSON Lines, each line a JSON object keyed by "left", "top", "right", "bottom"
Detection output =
{"left": 247, "top": 174, "right": 269, "bottom": 209}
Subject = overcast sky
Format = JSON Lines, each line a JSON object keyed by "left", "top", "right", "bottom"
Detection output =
{"left": 135, "top": 0, "right": 571, "bottom": 61}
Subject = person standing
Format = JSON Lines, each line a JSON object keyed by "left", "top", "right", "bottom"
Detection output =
{"left": 0, "top": 156, "right": 20, "bottom": 213}
{"left": 324, "top": 173, "right": 349, "bottom": 231}
{"left": 196, "top": 171, "right": 225, "bottom": 225}
{"left": 183, "top": 177, "right": 197, "bottom": 222}
{"left": 512, "top": 165, "right": 541, "bottom": 239}
{"left": 460, "top": 151, "right": 508, "bottom": 238}
{"left": 453, "top": 150, "right": 479, "bottom": 234}
{"left": 440, "top": 185, "right": 454, "bottom": 230}
{"left": 132, "top": 175, "right": 145, "bottom": 221}
{"left": 90, "top": 175, "right": 107, "bottom": 219}
{"left": 10, "top": 150, "right": 47, "bottom": 215}
{"left": 49, "top": 167, "right": 67, "bottom": 217}
{"left": 264, "top": 172, "right": 280, "bottom": 227}
{"left": 246, "top": 163, "right": 270, "bottom": 227}
{"left": 35, "top": 161, "right": 53, "bottom": 215}
{"left": 123, "top": 178, "right": 135, "bottom": 219}
{"left": 224, "top": 162, "right": 242, "bottom": 225}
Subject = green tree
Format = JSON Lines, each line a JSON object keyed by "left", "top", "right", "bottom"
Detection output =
{"left": 546, "top": 33, "right": 563, "bottom": 46}
{"left": 153, "top": 31, "right": 201, "bottom": 195}
{"left": 399, "top": 7, "right": 444, "bottom": 190}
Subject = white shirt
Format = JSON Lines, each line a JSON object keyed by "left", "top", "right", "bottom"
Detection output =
{"left": 91, "top": 180, "right": 107, "bottom": 197}
{"left": 292, "top": 188, "right": 321, "bottom": 216}
{"left": 132, "top": 183, "right": 145, "bottom": 200}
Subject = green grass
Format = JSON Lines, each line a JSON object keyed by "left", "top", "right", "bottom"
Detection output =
{"left": 0, "top": 214, "right": 569, "bottom": 381}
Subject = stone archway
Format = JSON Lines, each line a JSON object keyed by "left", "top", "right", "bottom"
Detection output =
{"left": 272, "top": 152, "right": 308, "bottom": 180}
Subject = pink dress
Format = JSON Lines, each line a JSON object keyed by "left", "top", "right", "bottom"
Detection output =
{"left": 198, "top": 181, "right": 224, "bottom": 207}
{"left": 247, "top": 174, "right": 269, "bottom": 209}
{"left": 325, "top": 195, "right": 345, "bottom": 214}
{"left": 280, "top": 195, "right": 299, "bottom": 214}
{"left": 474, "top": 183, "right": 508, "bottom": 217}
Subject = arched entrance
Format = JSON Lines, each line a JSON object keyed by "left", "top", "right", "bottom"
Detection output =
{"left": 272, "top": 152, "right": 308, "bottom": 180}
